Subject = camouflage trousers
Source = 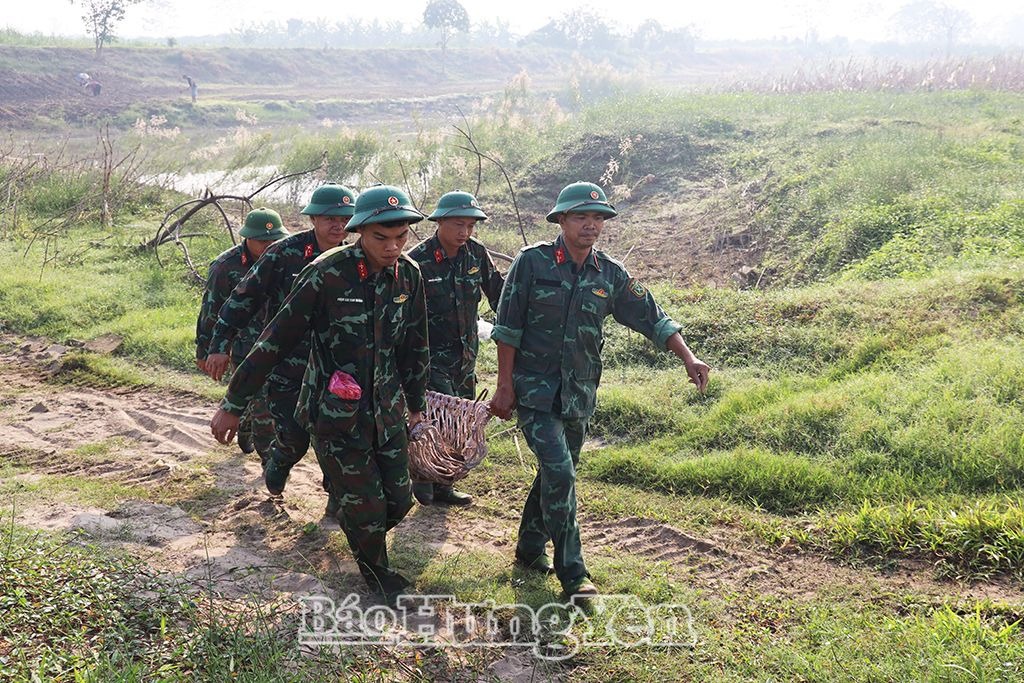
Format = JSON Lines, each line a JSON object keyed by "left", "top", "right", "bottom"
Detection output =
{"left": 427, "top": 346, "right": 477, "bottom": 400}
{"left": 227, "top": 360, "right": 274, "bottom": 464}
{"left": 312, "top": 429, "right": 413, "bottom": 595}
{"left": 515, "top": 405, "right": 588, "bottom": 587}
{"left": 414, "top": 347, "right": 477, "bottom": 498}
{"left": 266, "top": 379, "right": 331, "bottom": 493}
{"left": 236, "top": 383, "right": 275, "bottom": 465}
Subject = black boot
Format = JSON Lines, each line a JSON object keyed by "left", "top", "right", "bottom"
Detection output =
{"left": 432, "top": 484, "right": 473, "bottom": 506}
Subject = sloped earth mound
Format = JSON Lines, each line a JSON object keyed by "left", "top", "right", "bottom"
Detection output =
{"left": 1, "top": 333, "right": 1021, "bottom": 676}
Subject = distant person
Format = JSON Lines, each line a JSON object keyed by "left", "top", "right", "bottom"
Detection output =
{"left": 74, "top": 72, "right": 90, "bottom": 87}
{"left": 85, "top": 78, "right": 102, "bottom": 96}
{"left": 183, "top": 75, "right": 197, "bottom": 103}
{"left": 489, "top": 181, "right": 711, "bottom": 601}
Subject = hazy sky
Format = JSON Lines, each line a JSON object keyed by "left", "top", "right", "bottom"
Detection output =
{"left": 5, "top": 0, "right": 1021, "bottom": 43}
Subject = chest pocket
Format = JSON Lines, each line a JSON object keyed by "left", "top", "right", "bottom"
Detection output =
{"left": 424, "top": 276, "right": 454, "bottom": 313}
{"left": 462, "top": 264, "right": 482, "bottom": 290}
{"left": 580, "top": 285, "right": 612, "bottom": 318}
{"left": 327, "top": 299, "right": 369, "bottom": 345}
{"left": 527, "top": 280, "right": 565, "bottom": 328}
{"left": 383, "top": 291, "right": 411, "bottom": 347}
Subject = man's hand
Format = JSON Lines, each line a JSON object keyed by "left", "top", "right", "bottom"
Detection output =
{"left": 666, "top": 333, "right": 710, "bottom": 393}
{"left": 204, "top": 353, "right": 230, "bottom": 381}
{"left": 489, "top": 384, "right": 516, "bottom": 420}
{"left": 684, "top": 356, "right": 711, "bottom": 393}
{"left": 195, "top": 358, "right": 207, "bottom": 372}
{"left": 408, "top": 410, "right": 425, "bottom": 430}
{"left": 210, "top": 408, "right": 240, "bottom": 445}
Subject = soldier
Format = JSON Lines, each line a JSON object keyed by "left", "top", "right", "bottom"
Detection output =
{"left": 407, "top": 191, "right": 504, "bottom": 507}
{"left": 489, "top": 182, "right": 711, "bottom": 599}
{"left": 210, "top": 185, "right": 429, "bottom": 603}
{"left": 195, "top": 207, "right": 288, "bottom": 464}
{"left": 204, "top": 183, "right": 357, "bottom": 515}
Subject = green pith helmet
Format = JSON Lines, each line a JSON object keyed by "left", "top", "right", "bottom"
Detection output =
{"left": 239, "top": 207, "right": 289, "bottom": 240}
{"left": 545, "top": 181, "right": 617, "bottom": 223}
{"left": 428, "top": 190, "right": 488, "bottom": 221}
{"left": 300, "top": 183, "right": 358, "bottom": 217}
{"left": 346, "top": 185, "right": 425, "bottom": 231}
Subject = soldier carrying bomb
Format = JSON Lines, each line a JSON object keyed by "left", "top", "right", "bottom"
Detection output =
{"left": 210, "top": 185, "right": 429, "bottom": 605}
{"left": 489, "top": 181, "right": 711, "bottom": 600}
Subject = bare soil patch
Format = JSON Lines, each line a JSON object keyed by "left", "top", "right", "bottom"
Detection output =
{"left": 2, "top": 333, "right": 1020, "bottom": 616}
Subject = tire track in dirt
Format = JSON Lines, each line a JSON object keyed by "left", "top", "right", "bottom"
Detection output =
{"left": 583, "top": 515, "right": 1024, "bottom": 605}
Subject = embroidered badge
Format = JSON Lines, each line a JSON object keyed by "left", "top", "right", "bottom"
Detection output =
{"left": 427, "top": 277, "right": 444, "bottom": 283}
{"left": 467, "top": 266, "right": 480, "bottom": 275}
{"left": 393, "top": 294, "right": 409, "bottom": 304}
{"left": 628, "top": 278, "right": 647, "bottom": 298}
{"left": 591, "top": 287, "right": 608, "bottom": 298}
{"left": 434, "top": 248, "right": 444, "bottom": 264}
{"left": 303, "top": 243, "right": 314, "bottom": 259}
{"left": 337, "top": 297, "right": 363, "bottom": 304}
{"left": 356, "top": 260, "right": 369, "bottom": 280}
{"left": 555, "top": 246, "right": 566, "bottom": 265}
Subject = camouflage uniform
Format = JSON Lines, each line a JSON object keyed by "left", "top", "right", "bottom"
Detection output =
{"left": 209, "top": 229, "right": 327, "bottom": 484}
{"left": 492, "top": 235, "right": 683, "bottom": 587}
{"left": 195, "top": 242, "right": 274, "bottom": 463}
{"left": 221, "top": 241, "right": 429, "bottom": 595}
{"left": 408, "top": 234, "right": 504, "bottom": 398}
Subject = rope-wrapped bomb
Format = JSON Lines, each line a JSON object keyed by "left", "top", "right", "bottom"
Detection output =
{"left": 408, "top": 390, "right": 493, "bottom": 485}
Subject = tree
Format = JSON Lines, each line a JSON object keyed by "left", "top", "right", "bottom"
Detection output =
{"left": 891, "top": 1, "right": 974, "bottom": 55}
{"left": 71, "top": 0, "right": 144, "bottom": 57}
{"left": 423, "top": 0, "right": 469, "bottom": 74}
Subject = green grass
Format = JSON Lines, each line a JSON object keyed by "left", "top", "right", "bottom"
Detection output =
{"left": 0, "top": 519, "right": 411, "bottom": 682}
{"left": 3, "top": 85, "right": 1024, "bottom": 680}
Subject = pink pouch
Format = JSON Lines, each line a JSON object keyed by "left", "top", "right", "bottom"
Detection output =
{"left": 328, "top": 370, "right": 362, "bottom": 400}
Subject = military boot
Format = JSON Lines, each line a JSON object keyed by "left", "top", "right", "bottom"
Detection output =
{"left": 236, "top": 431, "right": 255, "bottom": 455}
{"left": 514, "top": 551, "right": 555, "bottom": 575}
{"left": 432, "top": 484, "right": 472, "bottom": 506}
{"left": 263, "top": 459, "right": 292, "bottom": 496}
{"left": 412, "top": 482, "right": 434, "bottom": 506}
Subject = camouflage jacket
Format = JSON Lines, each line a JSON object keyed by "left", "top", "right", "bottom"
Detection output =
{"left": 209, "top": 229, "right": 325, "bottom": 386}
{"left": 407, "top": 233, "right": 504, "bottom": 366}
{"left": 195, "top": 241, "right": 264, "bottom": 363}
{"left": 492, "top": 235, "right": 682, "bottom": 418}
{"left": 222, "top": 241, "right": 429, "bottom": 449}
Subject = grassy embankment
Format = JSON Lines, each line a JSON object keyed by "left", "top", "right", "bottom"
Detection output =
{"left": 2, "top": 87, "right": 1024, "bottom": 680}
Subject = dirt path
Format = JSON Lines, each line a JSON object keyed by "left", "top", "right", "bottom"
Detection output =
{"left": 2, "top": 334, "right": 1021, "bottom": 619}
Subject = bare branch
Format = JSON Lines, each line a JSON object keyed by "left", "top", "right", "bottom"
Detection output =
{"left": 455, "top": 144, "right": 527, "bottom": 246}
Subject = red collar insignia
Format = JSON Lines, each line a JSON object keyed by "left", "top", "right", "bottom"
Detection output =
{"left": 303, "top": 243, "right": 314, "bottom": 260}
{"left": 240, "top": 251, "right": 248, "bottom": 266}
{"left": 357, "top": 259, "right": 369, "bottom": 281}
{"left": 555, "top": 246, "right": 566, "bottom": 265}
{"left": 434, "top": 247, "right": 444, "bottom": 263}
